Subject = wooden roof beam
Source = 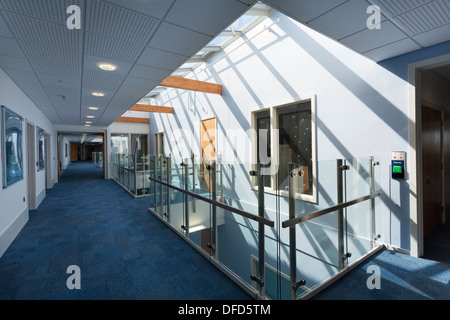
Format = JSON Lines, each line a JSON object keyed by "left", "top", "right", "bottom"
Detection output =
{"left": 130, "top": 104, "right": 174, "bottom": 114}
{"left": 116, "top": 117, "right": 150, "bottom": 124}
{"left": 160, "top": 76, "right": 222, "bottom": 95}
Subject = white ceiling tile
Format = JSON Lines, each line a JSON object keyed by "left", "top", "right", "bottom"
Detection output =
{"left": 2, "top": 12, "right": 82, "bottom": 52}
{"left": 412, "top": 23, "right": 450, "bottom": 47}
{"left": 129, "top": 64, "right": 172, "bottom": 82}
{"left": 363, "top": 38, "right": 422, "bottom": 61}
{"left": 148, "top": 22, "right": 212, "bottom": 57}
{"left": 391, "top": 0, "right": 450, "bottom": 36}
{"left": 371, "top": 0, "right": 436, "bottom": 17}
{"left": 121, "top": 77, "right": 160, "bottom": 90}
{"left": 263, "top": 0, "right": 347, "bottom": 22}
{"left": 0, "top": 36, "right": 24, "bottom": 57}
{"left": 0, "top": 0, "right": 84, "bottom": 26}
{"left": 102, "top": 0, "right": 175, "bottom": 19}
{"left": 165, "top": 0, "right": 249, "bottom": 36}
{"left": 38, "top": 74, "right": 81, "bottom": 88}
{"left": 308, "top": 0, "right": 386, "bottom": 40}
{"left": 137, "top": 46, "right": 188, "bottom": 69}
{"left": 340, "top": 21, "right": 408, "bottom": 53}
{"left": 0, "top": 55, "right": 33, "bottom": 72}
{"left": 85, "top": 32, "right": 145, "bottom": 63}
{"left": 0, "top": 13, "right": 12, "bottom": 37}
{"left": 85, "top": 0, "right": 159, "bottom": 45}
{"left": 4, "top": 69, "right": 39, "bottom": 82}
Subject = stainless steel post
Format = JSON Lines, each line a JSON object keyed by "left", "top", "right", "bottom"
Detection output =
{"left": 134, "top": 154, "right": 137, "bottom": 196}
{"left": 159, "top": 155, "right": 163, "bottom": 216}
{"left": 184, "top": 158, "right": 190, "bottom": 238}
{"left": 210, "top": 161, "right": 217, "bottom": 259}
{"left": 257, "top": 163, "right": 265, "bottom": 297}
{"left": 369, "top": 156, "right": 376, "bottom": 249}
{"left": 153, "top": 155, "right": 157, "bottom": 210}
{"left": 289, "top": 162, "right": 297, "bottom": 300}
{"left": 191, "top": 153, "right": 196, "bottom": 212}
{"left": 337, "top": 159, "right": 345, "bottom": 270}
{"left": 166, "top": 155, "right": 171, "bottom": 222}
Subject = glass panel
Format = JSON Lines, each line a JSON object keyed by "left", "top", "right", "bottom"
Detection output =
{"left": 294, "top": 210, "right": 341, "bottom": 298}
{"left": 2, "top": 106, "right": 24, "bottom": 187}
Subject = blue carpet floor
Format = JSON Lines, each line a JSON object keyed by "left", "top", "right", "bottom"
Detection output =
{"left": 0, "top": 161, "right": 252, "bottom": 300}
{"left": 312, "top": 247, "right": 450, "bottom": 300}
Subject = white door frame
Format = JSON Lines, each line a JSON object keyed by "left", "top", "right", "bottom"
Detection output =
{"left": 408, "top": 53, "right": 450, "bottom": 258}
{"left": 26, "top": 122, "right": 36, "bottom": 210}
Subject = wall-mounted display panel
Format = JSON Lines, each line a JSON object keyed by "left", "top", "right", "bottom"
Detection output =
{"left": 2, "top": 105, "right": 24, "bottom": 188}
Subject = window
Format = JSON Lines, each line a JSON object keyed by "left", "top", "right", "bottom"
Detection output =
{"left": 251, "top": 96, "right": 316, "bottom": 202}
{"left": 255, "top": 110, "right": 271, "bottom": 188}
{"left": 111, "top": 134, "right": 129, "bottom": 154}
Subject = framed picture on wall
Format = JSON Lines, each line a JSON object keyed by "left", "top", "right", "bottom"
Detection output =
{"left": 1, "top": 105, "right": 24, "bottom": 188}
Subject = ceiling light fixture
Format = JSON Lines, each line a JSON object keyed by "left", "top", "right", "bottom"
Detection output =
{"left": 86, "top": 115, "right": 95, "bottom": 118}
{"left": 85, "top": 121, "right": 92, "bottom": 124}
{"left": 85, "top": 124, "right": 91, "bottom": 127}
{"left": 88, "top": 107, "right": 99, "bottom": 110}
{"left": 97, "top": 62, "right": 117, "bottom": 71}
{"left": 91, "top": 91, "right": 105, "bottom": 97}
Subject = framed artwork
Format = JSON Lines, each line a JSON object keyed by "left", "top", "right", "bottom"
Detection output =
{"left": 37, "top": 127, "right": 46, "bottom": 172}
{"left": 1, "top": 106, "right": 24, "bottom": 188}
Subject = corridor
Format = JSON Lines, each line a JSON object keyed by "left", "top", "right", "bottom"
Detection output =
{"left": 0, "top": 161, "right": 251, "bottom": 300}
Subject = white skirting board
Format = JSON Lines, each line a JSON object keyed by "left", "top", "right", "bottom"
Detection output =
{"left": 36, "top": 188, "right": 46, "bottom": 209}
{"left": 0, "top": 207, "right": 28, "bottom": 258}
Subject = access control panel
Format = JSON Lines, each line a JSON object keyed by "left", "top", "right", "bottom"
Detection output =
{"left": 391, "top": 151, "right": 406, "bottom": 179}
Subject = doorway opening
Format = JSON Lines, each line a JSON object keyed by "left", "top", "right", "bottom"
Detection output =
{"left": 409, "top": 54, "right": 450, "bottom": 260}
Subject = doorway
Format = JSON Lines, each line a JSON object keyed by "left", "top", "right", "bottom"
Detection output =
{"left": 421, "top": 105, "right": 444, "bottom": 238}
{"left": 26, "top": 123, "right": 36, "bottom": 210}
{"left": 200, "top": 117, "right": 216, "bottom": 192}
{"left": 409, "top": 54, "right": 450, "bottom": 258}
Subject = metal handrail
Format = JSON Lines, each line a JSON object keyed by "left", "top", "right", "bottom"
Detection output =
{"left": 148, "top": 175, "right": 275, "bottom": 227}
{"left": 281, "top": 191, "right": 382, "bottom": 228}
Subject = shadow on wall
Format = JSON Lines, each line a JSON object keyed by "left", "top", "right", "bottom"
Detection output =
{"left": 150, "top": 14, "right": 413, "bottom": 248}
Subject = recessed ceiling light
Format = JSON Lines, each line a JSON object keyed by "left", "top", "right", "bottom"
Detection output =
{"left": 86, "top": 115, "right": 95, "bottom": 118}
{"left": 91, "top": 91, "right": 105, "bottom": 97}
{"left": 88, "top": 107, "right": 99, "bottom": 110}
{"left": 97, "top": 62, "right": 117, "bottom": 71}
{"left": 85, "top": 124, "right": 91, "bottom": 127}
{"left": 85, "top": 121, "right": 92, "bottom": 124}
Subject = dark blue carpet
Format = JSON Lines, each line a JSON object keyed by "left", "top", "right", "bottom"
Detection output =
{"left": 312, "top": 248, "right": 450, "bottom": 300}
{"left": 0, "top": 161, "right": 252, "bottom": 300}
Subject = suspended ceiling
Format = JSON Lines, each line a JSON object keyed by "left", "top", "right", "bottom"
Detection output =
{"left": 0, "top": 0, "right": 449, "bottom": 129}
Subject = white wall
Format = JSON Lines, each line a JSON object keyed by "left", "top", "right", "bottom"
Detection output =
{"left": 0, "top": 68, "right": 55, "bottom": 258}
{"left": 149, "top": 11, "right": 412, "bottom": 255}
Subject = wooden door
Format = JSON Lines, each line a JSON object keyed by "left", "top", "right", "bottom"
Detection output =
{"left": 201, "top": 117, "right": 216, "bottom": 191}
{"left": 445, "top": 112, "right": 450, "bottom": 221}
{"left": 422, "top": 106, "right": 443, "bottom": 237}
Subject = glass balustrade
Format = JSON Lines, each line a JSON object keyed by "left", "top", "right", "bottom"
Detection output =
{"left": 110, "top": 153, "right": 153, "bottom": 197}
{"left": 146, "top": 154, "right": 382, "bottom": 300}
